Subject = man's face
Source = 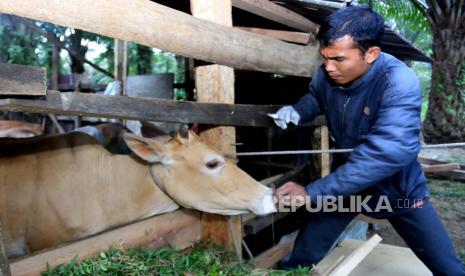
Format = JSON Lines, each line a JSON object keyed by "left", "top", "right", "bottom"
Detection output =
{"left": 319, "top": 35, "right": 377, "bottom": 85}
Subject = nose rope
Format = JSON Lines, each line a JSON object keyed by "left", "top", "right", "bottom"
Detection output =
{"left": 147, "top": 165, "right": 177, "bottom": 202}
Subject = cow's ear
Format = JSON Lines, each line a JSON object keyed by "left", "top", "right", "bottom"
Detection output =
{"left": 123, "top": 133, "right": 173, "bottom": 165}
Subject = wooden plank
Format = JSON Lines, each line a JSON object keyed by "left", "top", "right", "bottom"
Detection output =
{"left": 0, "top": 63, "right": 46, "bottom": 96}
{"left": 422, "top": 163, "right": 461, "bottom": 173}
{"left": 253, "top": 231, "right": 297, "bottom": 268}
{"left": 231, "top": 0, "right": 319, "bottom": 34}
{"left": 0, "top": 0, "right": 320, "bottom": 77}
{"left": 235, "top": 26, "right": 311, "bottom": 44}
{"left": 10, "top": 209, "right": 200, "bottom": 276}
{"left": 418, "top": 157, "right": 465, "bottom": 181}
{"left": 0, "top": 90, "right": 277, "bottom": 127}
{"left": 327, "top": 234, "right": 382, "bottom": 276}
{"left": 0, "top": 221, "right": 11, "bottom": 276}
{"left": 315, "top": 239, "right": 432, "bottom": 276}
{"left": 418, "top": 156, "right": 465, "bottom": 170}
{"left": 0, "top": 91, "right": 327, "bottom": 127}
{"left": 191, "top": 0, "right": 241, "bottom": 254}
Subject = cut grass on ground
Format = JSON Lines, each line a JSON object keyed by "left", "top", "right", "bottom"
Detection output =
{"left": 41, "top": 242, "right": 311, "bottom": 276}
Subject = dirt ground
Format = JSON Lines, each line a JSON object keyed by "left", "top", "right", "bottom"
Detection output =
{"left": 367, "top": 148, "right": 465, "bottom": 263}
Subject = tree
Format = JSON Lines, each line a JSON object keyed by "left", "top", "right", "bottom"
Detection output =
{"left": 410, "top": 0, "right": 465, "bottom": 143}
{"left": 362, "top": 0, "right": 464, "bottom": 143}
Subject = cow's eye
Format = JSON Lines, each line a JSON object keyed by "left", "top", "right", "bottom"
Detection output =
{"left": 206, "top": 159, "right": 223, "bottom": 170}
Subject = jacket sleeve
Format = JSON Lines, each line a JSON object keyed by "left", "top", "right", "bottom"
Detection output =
{"left": 305, "top": 83, "right": 423, "bottom": 199}
{"left": 292, "top": 68, "right": 323, "bottom": 123}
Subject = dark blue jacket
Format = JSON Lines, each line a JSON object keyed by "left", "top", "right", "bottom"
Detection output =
{"left": 293, "top": 53, "right": 428, "bottom": 217}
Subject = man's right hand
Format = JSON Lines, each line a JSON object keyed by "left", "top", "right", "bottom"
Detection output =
{"left": 271, "top": 106, "right": 301, "bottom": 129}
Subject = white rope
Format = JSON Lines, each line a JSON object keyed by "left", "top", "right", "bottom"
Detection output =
{"left": 231, "top": 142, "right": 465, "bottom": 157}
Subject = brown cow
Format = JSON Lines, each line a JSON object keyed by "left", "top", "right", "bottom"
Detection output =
{"left": 0, "top": 129, "right": 276, "bottom": 257}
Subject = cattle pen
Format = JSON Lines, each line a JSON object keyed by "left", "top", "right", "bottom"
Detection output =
{"left": 0, "top": 0, "right": 438, "bottom": 275}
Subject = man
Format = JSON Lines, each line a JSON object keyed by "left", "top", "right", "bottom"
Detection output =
{"left": 273, "top": 6, "right": 465, "bottom": 275}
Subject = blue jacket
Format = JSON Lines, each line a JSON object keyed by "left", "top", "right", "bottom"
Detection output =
{"left": 293, "top": 53, "right": 428, "bottom": 217}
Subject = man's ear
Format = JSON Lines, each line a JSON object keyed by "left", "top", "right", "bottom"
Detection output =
{"left": 123, "top": 133, "right": 173, "bottom": 165}
{"left": 365, "top": 46, "right": 381, "bottom": 64}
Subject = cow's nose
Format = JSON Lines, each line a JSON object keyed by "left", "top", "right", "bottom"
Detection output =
{"left": 250, "top": 188, "right": 277, "bottom": 215}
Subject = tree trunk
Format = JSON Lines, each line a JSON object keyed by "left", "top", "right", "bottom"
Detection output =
{"left": 423, "top": 22, "right": 465, "bottom": 143}
{"left": 136, "top": 44, "right": 152, "bottom": 75}
{"left": 69, "top": 29, "right": 86, "bottom": 74}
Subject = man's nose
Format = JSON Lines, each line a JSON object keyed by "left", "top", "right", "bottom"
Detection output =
{"left": 325, "top": 60, "right": 336, "bottom": 72}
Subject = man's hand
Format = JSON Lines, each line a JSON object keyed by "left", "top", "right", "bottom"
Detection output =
{"left": 270, "top": 106, "right": 300, "bottom": 129}
{"left": 274, "top": 181, "right": 308, "bottom": 207}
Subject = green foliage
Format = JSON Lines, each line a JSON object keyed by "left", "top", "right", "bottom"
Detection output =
{"left": 41, "top": 243, "right": 311, "bottom": 275}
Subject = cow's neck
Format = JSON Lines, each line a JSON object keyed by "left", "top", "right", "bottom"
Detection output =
{"left": 107, "top": 155, "right": 179, "bottom": 220}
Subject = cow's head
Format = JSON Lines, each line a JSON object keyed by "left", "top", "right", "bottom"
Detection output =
{"left": 123, "top": 131, "right": 276, "bottom": 215}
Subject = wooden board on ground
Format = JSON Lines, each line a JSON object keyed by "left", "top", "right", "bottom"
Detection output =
{"left": 315, "top": 239, "right": 432, "bottom": 276}
{"left": 324, "top": 234, "right": 382, "bottom": 276}
{"left": 253, "top": 231, "right": 297, "bottom": 268}
{"left": 0, "top": 63, "right": 46, "bottom": 96}
{"left": 10, "top": 209, "right": 200, "bottom": 276}
{"left": 418, "top": 157, "right": 465, "bottom": 181}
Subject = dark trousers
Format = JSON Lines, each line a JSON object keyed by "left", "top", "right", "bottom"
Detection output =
{"left": 281, "top": 202, "right": 465, "bottom": 275}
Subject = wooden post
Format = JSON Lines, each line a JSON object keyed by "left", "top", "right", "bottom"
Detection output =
{"left": 0, "top": 221, "right": 11, "bottom": 276}
{"left": 191, "top": 0, "right": 241, "bottom": 253}
{"left": 320, "top": 125, "right": 330, "bottom": 177}
{"left": 114, "top": 39, "right": 129, "bottom": 96}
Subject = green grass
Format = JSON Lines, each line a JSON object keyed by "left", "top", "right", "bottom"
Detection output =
{"left": 459, "top": 252, "right": 465, "bottom": 264}
{"left": 428, "top": 178, "right": 465, "bottom": 200}
{"left": 41, "top": 243, "right": 311, "bottom": 276}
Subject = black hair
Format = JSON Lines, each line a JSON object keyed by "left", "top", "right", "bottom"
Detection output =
{"left": 316, "top": 6, "right": 384, "bottom": 54}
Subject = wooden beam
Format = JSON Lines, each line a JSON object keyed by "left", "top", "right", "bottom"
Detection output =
{"left": 0, "top": 0, "right": 320, "bottom": 77}
{"left": 0, "top": 90, "right": 282, "bottom": 127}
{"left": 231, "top": 0, "right": 319, "bottom": 34}
{"left": 235, "top": 26, "right": 311, "bottom": 44}
{"left": 191, "top": 0, "right": 241, "bottom": 254}
{"left": 253, "top": 231, "right": 297, "bottom": 268}
{"left": 0, "top": 63, "right": 46, "bottom": 96}
{"left": 10, "top": 209, "right": 200, "bottom": 276}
